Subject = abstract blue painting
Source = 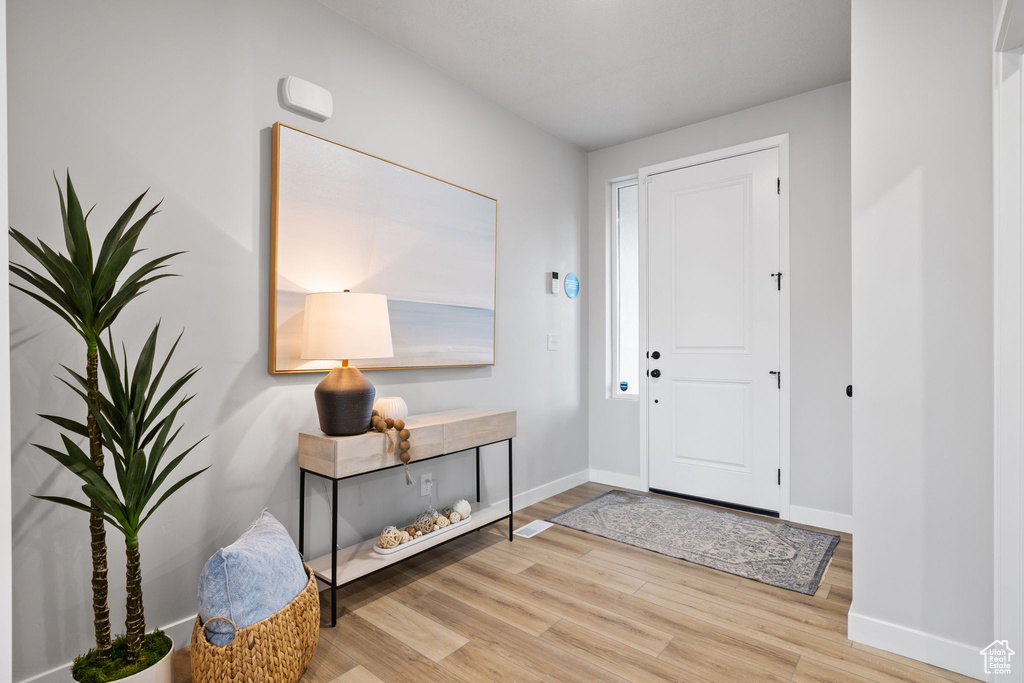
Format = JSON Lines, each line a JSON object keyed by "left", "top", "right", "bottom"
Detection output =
{"left": 270, "top": 123, "right": 497, "bottom": 372}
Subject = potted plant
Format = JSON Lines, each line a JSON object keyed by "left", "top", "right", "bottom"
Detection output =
{"left": 9, "top": 175, "right": 198, "bottom": 681}
{"left": 9, "top": 174, "right": 179, "bottom": 661}
{"left": 37, "top": 324, "right": 206, "bottom": 682}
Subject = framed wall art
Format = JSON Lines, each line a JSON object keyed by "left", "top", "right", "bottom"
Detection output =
{"left": 270, "top": 123, "right": 497, "bottom": 373}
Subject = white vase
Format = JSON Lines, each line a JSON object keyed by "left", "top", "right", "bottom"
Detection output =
{"left": 373, "top": 396, "right": 409, "bottom": 421}
{"left": 114, "top": 636, "right": 174, "bottom": 683}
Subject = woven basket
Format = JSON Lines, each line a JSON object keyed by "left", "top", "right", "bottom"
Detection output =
{"left": 190, "top": 563, "right": 320, "bottom": 682}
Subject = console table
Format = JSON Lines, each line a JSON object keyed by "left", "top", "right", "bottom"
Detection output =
{"left": 297, "top": 408, "right": 516, "bottom": 625}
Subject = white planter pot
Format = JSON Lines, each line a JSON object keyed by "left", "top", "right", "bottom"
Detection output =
{"left": 373, "top": 396, "right": 409, "bottom": 421}
{"left": 113, "top": 636, "right": 174, "bottom": 683}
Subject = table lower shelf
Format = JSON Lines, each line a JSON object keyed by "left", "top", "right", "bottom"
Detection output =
{"left": 307, "top": 502, "right": 511, "bottom": 588}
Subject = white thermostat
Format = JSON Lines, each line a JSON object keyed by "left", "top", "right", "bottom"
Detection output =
{"left": 551, "top": 271, "right": 561, "bottom": 295}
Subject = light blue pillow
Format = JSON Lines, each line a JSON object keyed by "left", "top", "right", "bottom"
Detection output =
{"left": 198, "top": 510, "right": 307, "bottom": 645}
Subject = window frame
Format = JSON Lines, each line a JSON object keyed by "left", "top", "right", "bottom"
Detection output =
{"left": 608, "top": 177, "right": 639, "bottom": 401}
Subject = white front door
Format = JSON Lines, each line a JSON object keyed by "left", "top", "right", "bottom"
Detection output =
{"left": 646, "top": 147, "right": 781, "bottom": 512}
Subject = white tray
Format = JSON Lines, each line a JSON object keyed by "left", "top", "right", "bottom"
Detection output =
{"left": 373, "top": 514, "right": 473, "bottom": 555}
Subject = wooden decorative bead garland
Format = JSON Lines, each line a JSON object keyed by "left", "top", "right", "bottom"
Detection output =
{"left": 370, "top": 411, "right": 413, "bottom": 484}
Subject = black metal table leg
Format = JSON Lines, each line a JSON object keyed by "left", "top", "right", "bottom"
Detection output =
{"left": 298, "top": 470, "right": 306, "bottom": 558}
{"left": 508, "top": 438, "right": 514, "bottom": 542}
{"left": 475, "top": 447, "right": 481, "bottom": 503}
{"left": 331, "top": 478, "right": 338, "bottom": 627}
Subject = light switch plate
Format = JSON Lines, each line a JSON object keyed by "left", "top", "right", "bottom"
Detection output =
{"left": 547, "top": 334, "right": 559, "bottom": 351}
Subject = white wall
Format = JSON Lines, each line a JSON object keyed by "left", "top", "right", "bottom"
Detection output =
{"left": 587, "top": 83, "right": 853, "bottom": 524}
{"left": 6, "top": 0, "right": 588, "bottom": 678}
{"left": 849, "top": 1, "right": 994, "bottom": 678}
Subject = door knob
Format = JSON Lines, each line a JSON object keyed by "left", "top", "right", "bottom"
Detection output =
{"left": 650, "top": 369, "right": 661, "bottom": 378}
{"left": 650, "top": 351, "right": 661, "bottom": 360}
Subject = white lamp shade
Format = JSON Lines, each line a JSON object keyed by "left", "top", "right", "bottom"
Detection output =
{"left": 301, "top": 292, "right": 394, "bottom": 361}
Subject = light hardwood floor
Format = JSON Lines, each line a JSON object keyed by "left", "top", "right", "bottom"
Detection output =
{"left": 174, "top": 483, "right": 974, "bottom": 682}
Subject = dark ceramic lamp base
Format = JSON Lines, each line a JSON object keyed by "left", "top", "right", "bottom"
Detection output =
{"left": 314, "top": 365, "right": 376, "bottom": 436}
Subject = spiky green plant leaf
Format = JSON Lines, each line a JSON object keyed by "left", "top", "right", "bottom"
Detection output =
{"left": 9, "top": 174, "right": 181, "bottom": 346}
{"left": 41, "top": 324, "right": 206, "bottom": 539}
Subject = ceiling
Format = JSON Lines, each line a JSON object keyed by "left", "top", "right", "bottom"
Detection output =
{"left": 318, "top": 0, "right": 851, "bottom": 151}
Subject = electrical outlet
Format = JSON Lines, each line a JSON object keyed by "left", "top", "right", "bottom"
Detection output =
{"left": 420, "top": 473, "right": 433, "bottom": 497}
{"left": 547, "top": 333, "right": 559, "bottom": 351}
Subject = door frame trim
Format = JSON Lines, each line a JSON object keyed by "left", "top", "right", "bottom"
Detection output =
{"left": 993, "top": 1, "right": 1024, "bottom": 670}
{"left": 637, "top": 134, "right": 791, "bottom": 520}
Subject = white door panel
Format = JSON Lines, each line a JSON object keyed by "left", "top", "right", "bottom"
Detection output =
{"left": 671, "top": 178, "right": 750, "bottom": 353}
{"left": 647, "top": 148, "right": 781, "bottom": 512}
{"left": 670, "top": 379, "right": 751, "bottom": 471}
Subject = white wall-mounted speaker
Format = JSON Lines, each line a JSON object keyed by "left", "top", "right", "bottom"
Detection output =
{"left": 281, "top": 76, "right": 333, "bottom": 121}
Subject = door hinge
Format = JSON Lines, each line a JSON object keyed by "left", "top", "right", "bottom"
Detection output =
{"left": 777, "top": 177, "right": 780, "bottom": 194}
{"left": 769, "top": 370, "right": 781, "bottom": 389}
{"left": 778, "top": 469, "right": 781, "bottom": 486}
{"left": 771, "top": 272, "right": 782, "bottom": 291}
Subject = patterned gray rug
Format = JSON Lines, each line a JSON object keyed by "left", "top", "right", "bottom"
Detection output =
{"left": 547, "top": 490, "right": 839, "bottom": 595}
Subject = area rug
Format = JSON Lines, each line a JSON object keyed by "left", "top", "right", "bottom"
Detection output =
{"left": 547, "top": 490, "right": 839, "bottom": 595}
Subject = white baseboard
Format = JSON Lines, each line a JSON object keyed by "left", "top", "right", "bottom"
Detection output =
{"left": 20, "top": 662, "right": 69, "bottom": 683}
{"left": 789, "top": 505, "right": 854, "bottom": 534}
{"left": 20, "top": 615, "right": 196, "bottom": 683}
{"left": 588, "top": 468, "right": 643, "bottom": 491}
{"left": 493, "top": 468, "right": 590, "bottom": 513}
{"left": 162, "top": 615, "right": 196, "bottom": 655}
{"left": 848, "top": 611, "right": 988, "bottom": 681}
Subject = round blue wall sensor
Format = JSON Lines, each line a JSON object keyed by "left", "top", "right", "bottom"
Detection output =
{"left": 565, "top": 272, "right": 580, "bottom": 299}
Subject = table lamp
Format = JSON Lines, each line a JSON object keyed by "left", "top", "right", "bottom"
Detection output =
{"left": 301, "top": 291, "right": 394, "bottom": 436}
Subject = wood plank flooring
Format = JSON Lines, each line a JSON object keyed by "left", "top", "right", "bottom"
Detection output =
{"left": 173, "top": 483, "right": 975, "bottom": 682}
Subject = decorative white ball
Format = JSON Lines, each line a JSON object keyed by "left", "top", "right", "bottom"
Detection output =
{"left": 452, "top": 499, "right": 472, "bottom": 520}
{"left": 372, "top": 397, "right": 409, "bottom": 422}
